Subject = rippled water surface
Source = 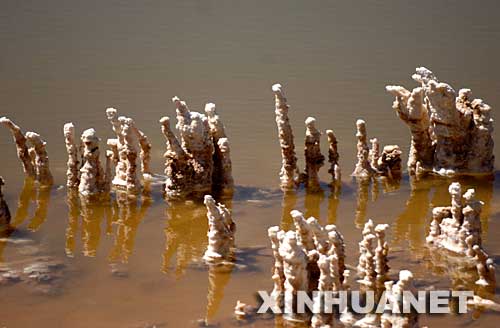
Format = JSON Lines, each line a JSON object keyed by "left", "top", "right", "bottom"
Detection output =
{"left": 1, "top": 1, "right": 500, "bottom": 327}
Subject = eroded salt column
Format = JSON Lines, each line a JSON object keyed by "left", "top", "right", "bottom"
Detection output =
{"left": 268, "top": 226, "right": 285, "bottom": 308}
{"left": 159, "top": 116, "right": 190, "bottom": 199}
{"left": 119, "top": 117, "right": 140, "bottom": 193}
{"left": 325, "top": 224, "right": 346, "bottom": 284}
{"left": 0, "top": 177, "right": 11, "bottom": 227}
{"left": 374, "top": 224, "right": 390, "bottom": 283}
{"left": 380, "top": 270, "right": 419, "bottom": 328}
{"left": 103, "top": 150, "right": 113, "bottom": 193}
{"left": 173, "top": 97, "right": 214, "bottom": 195}
{"left": 63, "top": 123, "right": 80, "bottom": 188}
{"left": 106, "top": 108, "right": 127, "bottom": 186}
{"left": 290, "top": 210, "right": 315, "bottom": 252}
{"left": 272, "top": 84, "right": 299, "bottom": 191}
{"left": 25, "top": 132, "right": 53, "bottom": 186}
{"left": 0, "top": 117, "right": 35, "bottom": 178}
{"left": 352, "top": 119, "right": 375, "bottom": 178}
{"left": 377, "top": 145, "right": 403, "bottom": 180}
{"left": 279, "top": 230, "right": 308, "bottom": 296}
{"left": 203, "top": 195, "right": 235, "bottom": 262}
{"left": 79, "top": 129, "right": 104, "bottom": 196}
{"left": 216, "top": 137, "right": 234, "bottom": 194}
{"left": 311, "top": 253, "right": 334, "bottom": 328}
{"left": 326, "top": 129, "right": 341, "bottom": 185}
{"left": 474, "top": 245, "right": 496, "bottom": 287}
{"left": 303, "top": 117, "right": 325, "bottom": 191}
{"left": 129, "top": 122, "right": 152, "bottom": 179}
{"left": 205, "top": 103, "right": 233, "bottom": 193}
{"left": 386, "top": 67, "right": 494, "bottom": 176}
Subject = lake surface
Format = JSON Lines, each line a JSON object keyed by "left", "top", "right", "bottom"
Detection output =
{"left": 1, "top": 1, "right": 500, "bottom": 327}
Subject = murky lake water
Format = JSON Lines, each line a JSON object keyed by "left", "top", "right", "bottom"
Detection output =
{"left": 1, "top": 1, "right": 500, "bottom": 327}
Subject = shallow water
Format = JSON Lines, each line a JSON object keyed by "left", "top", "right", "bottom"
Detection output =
{"left": 1, "top": 1, "right": 500, "bottom": 327}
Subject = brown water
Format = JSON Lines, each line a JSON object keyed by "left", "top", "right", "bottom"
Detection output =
{"left": 1, "top": 1, "right": 500, "bottom": 327}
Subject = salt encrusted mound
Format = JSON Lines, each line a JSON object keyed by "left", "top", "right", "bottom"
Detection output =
{"left": 426, "top": 182, "right": 495, "bottom": 287}
{"left": 386, "top": 67, "right": 494, "bottom": 176}
{"left": 105, "top": 108, "right": 152, "bottom": 192}
{"left": 160, "top": 98, "right": 233, "bottom": 200}
{"left": 203, "top": 195, "right": 236, "bottom": 262}
{"left": 352, "top": 119, "right": 402, "bottom": 180}
{"left": 0, "top": 177, "right": 11, "bottom": 227}
{"left": 426, "top": 182, "right": 482, "bottom": 256}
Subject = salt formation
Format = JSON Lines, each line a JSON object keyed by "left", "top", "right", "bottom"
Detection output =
{"left": 159, "top": 116, "right": 190, "bottom": 199}
{"left": 426, "top": 182, "right": 482, "bottom": 256}
{"left": 380, "top": 270, "right": 419, "bottom": 328}
{"left": 203, "top": 195, "right": 236, "bottom": 262}
{"left": 304, "top": 117, "right": 325, "bottom": 191}
{"left": 268, "top": 210, "right": 348, "bottom": 324}
{"left": 426, "top": 182, "right": 496, "bottom": 287}
{"left": 0, "top": 117, "right": 54, "bottom": 185}
{"left": 0, "top": 177, "right": 11, "bottom": 228}
{"left": 357, "top": 220, "right": 390, "bottom": 287}
{"left": 326, "top": 129, "right": 341, "bottom": 185}
{"left": 79, "top": 129, "right": 106, "bottom": 196}
{"left": 279, "top": 230, "right": 309, "bottom": 295}
{"left": 205, "top": 103, "right": 234, "bottom": 194}
{"left": 0, "top": 117, "right": 35, "bottom": 178}
{"left": 63, "top": 123, "right": 80, "bottom": 188}
{"left": 160, "top": 98, "right": 233, "bottom": 199}
{"left": 24, "top": 132, "right": 53, "bottom": 186}
{"left": 63, "top": 123, "right": 112, "bottom": 196}
{"left": 174, "top": 97, "right": 214, "bottom": 196}
{"left": 268, "top": 226, "right": 285, "bottom": 308}
{"left": 272, "top": 84, "right": 299, "bottom": 191}
{"left": 105, "top": 108, "right": 152, "bottom": 191}
{"left": 352, "top": 119, "right": 374, "bottom": 178}
{"left": 386, "top": 67, "right": 494, "bottom": 176}
{"left": 352, "top": 119, "right": 402, "bottom": 180}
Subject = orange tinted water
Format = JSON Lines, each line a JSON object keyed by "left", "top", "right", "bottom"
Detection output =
{"left": 1, "top": 1, "right": 500, "bottom": 327}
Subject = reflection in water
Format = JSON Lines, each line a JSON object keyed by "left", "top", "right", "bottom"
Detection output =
{"left": 327, "top": 184, "right": 341, "bottom": 225}
{"left": 280, "top": 191, "right": 297, "bottom": 231}
{"left": 65, "top": 186, "right": 152, "bottom": 260}
{"left": 354, "top": 177, "right": 370, "bottom": 229}
{"left": 27, "top": 186, "right": 51, "bottom": 232}
{"left": 304, "top": 189, "right": 324, "bottom": 224}
{"left": 10, "top": 178, "right": 36, "bottom": 227}
{"left": 108, "top": 189, "right": 151, "bottom": 264}
{"left": 355, "top": 177, "right": 401, "bottom": 229}
{"left": 6, "top": 177, "right": 52, "bottom": 232}
{"left": 162, "top": 201, "right": 208, "bottom": 278}
{"left": 392, "top": 177, "right": 432, "bottom": 252}
{"left": 204, "top": 264, "right": 234, "bottom": 325}
{"left": 65, "top": 189, "right": 80, "bottom": 257}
